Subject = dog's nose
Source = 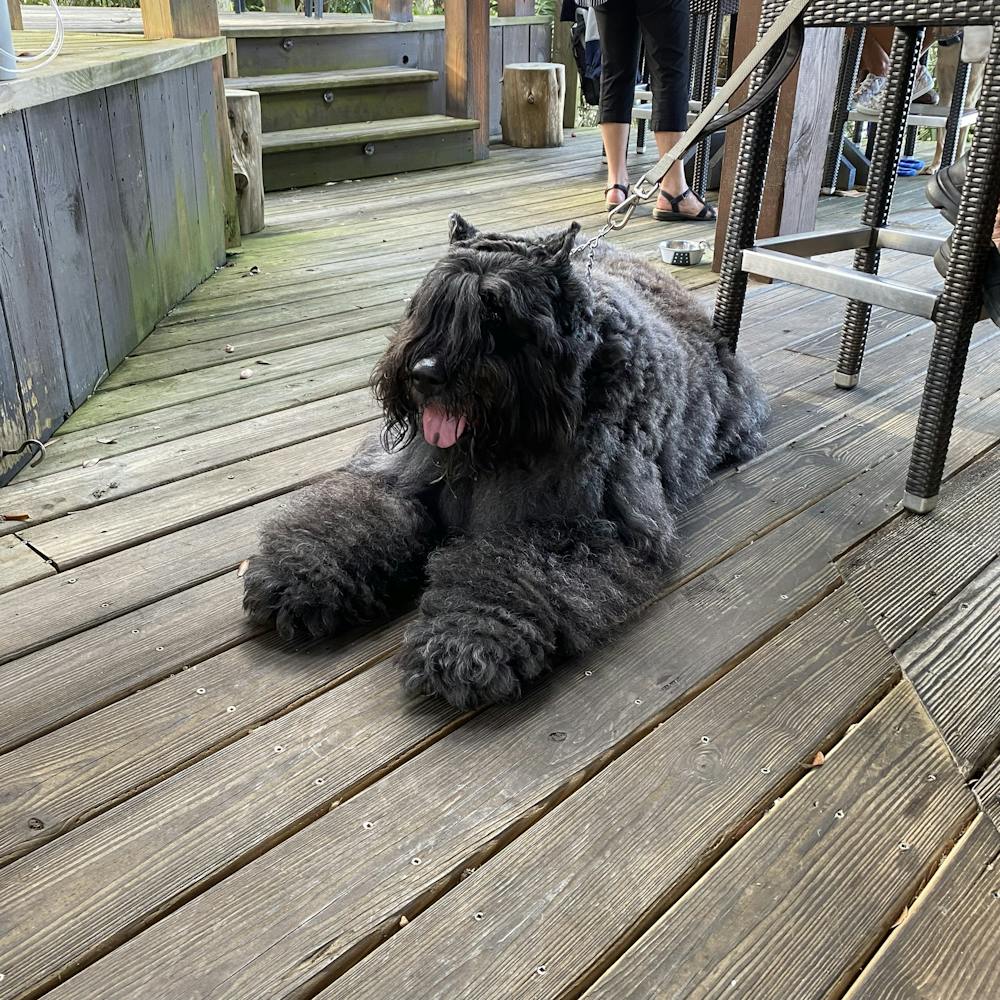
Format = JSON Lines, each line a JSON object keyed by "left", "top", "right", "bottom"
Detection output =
{"left": 410, "top": 357, "right": 445, "bottom": 393}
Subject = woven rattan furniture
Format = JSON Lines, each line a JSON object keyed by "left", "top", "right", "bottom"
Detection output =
{"left": 715, "top": 4, "right": 999, "bottom": 514}
{"left": 822, "top": 29, "right": 978, "bottom": 191}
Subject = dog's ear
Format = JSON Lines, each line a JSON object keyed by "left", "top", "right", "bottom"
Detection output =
{"left": 448, "top": 212, "right": 478, "bottom": 243}
{"left": 537, "top": 222, "right": 581, "bottom": 265}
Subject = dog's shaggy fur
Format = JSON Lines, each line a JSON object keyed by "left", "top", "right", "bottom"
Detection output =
{"left": 243, "top": 215, "right": 769, "bottom": 708}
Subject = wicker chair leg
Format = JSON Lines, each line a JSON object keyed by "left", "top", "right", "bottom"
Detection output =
{"left": 693, "top": 0, "right": 723, "bottom": 199}
{"left": 835, "top": 28, "right": 924, "bottom": 390}
{"left": 690, "top": 13, "right": 707, "bottom": 98}
{"left": 905, "top": 29, "right": 1000, "bottom": 514}
{"left": 941, "top": 58, "right": 970, "bottom": 169}
{"left": 822, "top": 27, "right": 864, "bottom": 193}
{"left": 712, "top": 0, "right": 783, "bottom": 352}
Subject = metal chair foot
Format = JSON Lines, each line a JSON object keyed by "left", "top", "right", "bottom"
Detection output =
{"left": 902, "top": 490, "right": 938, "bottom": 514}
{"left": 834, "top": 371, "right": 860, "bottom": 389}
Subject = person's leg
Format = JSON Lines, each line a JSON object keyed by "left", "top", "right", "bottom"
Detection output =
{"left": 862, "top": 25, "right": 894, "bottom": 77}
{"left": 638, "top": 0, "right": 714, "bottom": 220}
{"left": 595, "top": 1, "right": 641, "bottom": 206}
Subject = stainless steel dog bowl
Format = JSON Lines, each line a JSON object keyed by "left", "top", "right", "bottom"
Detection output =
{"left": 660, "top": 239, "right": 710, "bottom": 266}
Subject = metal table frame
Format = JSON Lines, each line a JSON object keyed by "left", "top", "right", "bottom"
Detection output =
{"left": 714, "top": 2, "right": 1000, "bottom": 513}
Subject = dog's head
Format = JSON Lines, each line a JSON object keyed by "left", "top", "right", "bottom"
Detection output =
{"left": 373, "top": 214, "right": 592, "bottom": 471}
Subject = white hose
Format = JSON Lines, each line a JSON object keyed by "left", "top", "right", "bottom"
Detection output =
{"left": 0, "top": 0, "right": 66, "bottom": 74}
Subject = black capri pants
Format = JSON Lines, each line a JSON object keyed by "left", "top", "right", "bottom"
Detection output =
{"left": 594, "top": 0, "right": 691, "bottom": 133}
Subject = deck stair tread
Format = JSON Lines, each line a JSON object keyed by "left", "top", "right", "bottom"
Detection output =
{"left": 262, "top": 114, "right": 480, "bottom": 153}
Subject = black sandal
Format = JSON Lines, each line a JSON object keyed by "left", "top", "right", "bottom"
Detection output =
{"left": 604, "top": 182, "right": 630, "bottom": 209}
{"left": 653, "top": 187, "right": 717, "bottom": 223}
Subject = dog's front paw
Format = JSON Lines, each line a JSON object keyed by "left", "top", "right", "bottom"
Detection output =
{"left": 397, "top": 613, "right": 549, "bottom": 709}
{"left": 242, "top": 554, "right": 341, "bottom": 641}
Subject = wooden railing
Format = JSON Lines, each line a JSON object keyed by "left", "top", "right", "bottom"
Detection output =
{"left": 141, "top": 0, "right": 241, "bottom": 248}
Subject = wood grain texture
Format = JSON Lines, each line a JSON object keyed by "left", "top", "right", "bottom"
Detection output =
{"left": 226, "top": 88, "right": 265, "bottom": 235}
{"left": 528, "top": 20, "right": 550, "bottom": 63}
{"left": 0, "top": 111, "right": 71, "bottom": 436}
{"left": 0, "top": 33, "right": 227, "bottom": 115}
{"left": 136, "top": 69, "right": 187, "bottom": 309}
{"left": 0, "top": 388, "right": 376, "bottom": 537}
{"left": 69, "top": 88, "right": 143, "bottom": 369}
{"left": 974, "top": 754, "right": 1000, "bottom": 830}
{"left": 24, "top": 98, "right": 108, "bottom": 408}
{"left": 840, "top": 445, "right": 1000, "bottom": 651}
{"left": 187, "top": 61, "right": 225, "bottom": 274}
{"left": 141, "top": 0, "right": 219, "bottom": 42}
{"left": 22, "top": 354, "right": 377, "bottom": 479}
{"left": 0, "top": 535, "right": 53, "bottom": 596}
{"left": 0, "top": 493, "right": 287, "bottom": 665}
{"left": 0, "top": 652, "right": 457, "bottom": 1000}
{"left": 0, "top": 615, "right": 406, "bottom": 864}
{"left": 57, "top": 330, "right": 387, "bottom": 432}
{"left": 901, "top": 558, "right": 1000, "bottom": 774}
{"left": 500, "top": 63, "right": 564, "bottom": 148}
{"left": 6, "top": 0, "right": 22, "bottom": 31}
{"left": 20, "top": 417, "right": 376, "bottom": 568}
{"left": 28, "top": 564, "right": 865, "bottom": 1000}
{"left": 585, "top": 683, "right": 976, "bottom": 1000}
{"left": 845, "top": 815, "right": 1000, "bottom": 1000}
{"left": 373, "top": 0, "right": 413, "bottom": 22}
{"left": 319, "top": 591, "right": 898, "bottom": 1000}
{"left": 445, "top": 0, "right": 490, "bottom": 159}
{"left": 106, "top": 79, "right": 165, "bottom": 340}
{"left": 0, "top": 573, "right": 257, "bottom": 755}
{"left": 0, "top": 306, "right": 29, "bottom": 485}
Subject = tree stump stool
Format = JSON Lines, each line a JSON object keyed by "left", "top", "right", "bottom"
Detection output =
{"left": 225, "top": 88, "right": 264, "bottom": 236}
{"left": 501, "top": 62, "right": 565, "bottom": 148}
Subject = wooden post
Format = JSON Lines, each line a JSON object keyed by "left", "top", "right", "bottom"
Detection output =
{"left": 712, "top": 0, "right": 843, "bottom": 272}
{"left": 552, "top": 16, "right": 577, "bottom": 129}
{"left": 6, "top": 0, "right": 22, "bottom": 32}
{"left": 224, "top": 37, "right": 239, "bottom": 78}
{"left": 141, "top": 0, "right": 220, "bottom": 41}
{"left": 226, "top": 89, "right": 265, "bottom": 235}
{"left": 445, "top": 0, "right": 490, "bottom": 160}
{"left": 501, "top": 63, "right": 564, "bottom": 147}
{"left": 140, "top": 0, "right": 241, "bottom": 249}
{"left": 497, "top": 0, "right": 535, "bottom": 15}
{"left": 373, "top": 0, "right": 414, "bottom": 22}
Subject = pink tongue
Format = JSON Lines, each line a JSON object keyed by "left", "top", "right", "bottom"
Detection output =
{"left": 421, "top": 404, "right": 467, "bottom": 448}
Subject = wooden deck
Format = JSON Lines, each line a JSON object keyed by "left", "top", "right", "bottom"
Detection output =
{"left": 2, "top": 131, "right": 1000, "bottom": 1000}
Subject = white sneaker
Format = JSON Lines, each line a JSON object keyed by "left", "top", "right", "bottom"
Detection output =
{"left": 855, "top": 64, "right": 936, "bottom": 118}
{"left": 852, "top": 73, "right": 887, "bottom": 109}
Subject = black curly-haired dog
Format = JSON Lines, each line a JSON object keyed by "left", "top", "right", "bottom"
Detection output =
{"left": 243, "top": 215, "right": 769, "bottom": 708}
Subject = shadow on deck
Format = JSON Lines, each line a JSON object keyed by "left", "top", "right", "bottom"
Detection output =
{"left": 1, "top": 132, "right": 999, "bottom": 1000}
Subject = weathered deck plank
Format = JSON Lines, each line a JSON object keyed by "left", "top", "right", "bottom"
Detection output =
{"left": 35, "top": 588, "right": 879, "bottom": 1000}
{"left": 844, "top": 815, "right": 1000, "bottom": 1000}
{"left": 583, "top": 683, "right": 975, "bottom": 1000}
{"left": 316, "top": 593, "right": 899, "bottom": 1000}
{"left": 1, "top": 127, "right": 991, "bottom": 1000}
{"left": 0, "top": 388, "right": 377, "bottom": 537}
{"left": 901, "top": 558, "right": 1000, "bottom": 775}
{"left": 0, "top": 534, "right": 54, "bottom": 596}
{"left": 0, "top": 574, "right": 258, "bottom": 755}
{"left": 841, "top": 446, "right": 1000, "bottom": 651}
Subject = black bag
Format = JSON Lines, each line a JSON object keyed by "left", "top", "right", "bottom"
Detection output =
{"left": 571, "top": 12, "right": 602, "bottom": 106}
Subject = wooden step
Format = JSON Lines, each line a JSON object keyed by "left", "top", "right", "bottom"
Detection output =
{"left": 231, "top": 66, "right": 441, "bottom": 132}
{"left": 261, "top": 114, "right": 480, "bottom": 190}
{"left": 231, "top": 66, "right": 438, "bottom": 94}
